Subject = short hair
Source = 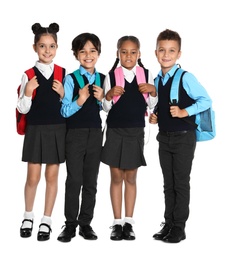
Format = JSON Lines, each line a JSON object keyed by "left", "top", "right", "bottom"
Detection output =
{"left": 71, "top": 33, "right": 101, "bottom": 56}
{"left": 156, "top": 29, "right": 181, "bottom": 50}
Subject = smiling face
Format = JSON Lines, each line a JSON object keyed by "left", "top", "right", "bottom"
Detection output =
{"left": 75, "top": 40, "right": 100, "bottom": 74}
{"left": 118, "top": 40, "right": 140, "bottom": 70}
{"left": 155, "top": 39, "right": 181, "bottom": 75}
{"left": 33, "top": 34, "right": 58, "bottom": 65}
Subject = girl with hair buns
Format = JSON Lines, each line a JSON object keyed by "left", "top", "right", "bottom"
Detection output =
{"left": 101, "top": 35, "right": 157, "bottom": 240}
{"left": 17, "top": 22, "right": 66, "bottom": 241}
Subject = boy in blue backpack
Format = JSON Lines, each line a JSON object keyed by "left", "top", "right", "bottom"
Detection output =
{"left": 149, "top": 29, "right": 212, "bottom": 243}
{"left": 57, "top": 33, "right": 105, "bottom": 242}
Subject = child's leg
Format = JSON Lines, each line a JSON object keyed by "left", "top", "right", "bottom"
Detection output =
{"left": 43, "top": 164, "right": 59, "bottom": 217}
{"left": 38, "top": 164, "right": 59, "bottom": 235}
{"left": 21, "top": 163, "right": 41, "bottom": 233}
{"left": 110, "top": 167, "right": 124, "bottom": 219}
{"left": 123, "top": 168, "right": 137, "bottom": 218}
{"left": 24, "top": 162, "right": 42, "bottom": 212}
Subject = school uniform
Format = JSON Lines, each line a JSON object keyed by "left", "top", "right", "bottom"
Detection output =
{"left": 17, "top": 61, "right": 66, "bottom": 164}
{"left": 101, "top": 65, "right": 157, "bottom": 169}
{"left": 155, "top": 64, "right": 212, "bottom": 231}
{"left": 60, "top": 66, "right": 105, "bottom": 227}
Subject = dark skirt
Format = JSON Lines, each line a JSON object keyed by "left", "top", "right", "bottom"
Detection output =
{"left": 22, "top": 124, "right": 66, "bottom": 164}
{"left": 101, "top": 127, "right": 146, "bottom": 169}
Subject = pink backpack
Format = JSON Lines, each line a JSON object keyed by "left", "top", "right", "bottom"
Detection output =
{"left": 113, "top": 66, "right": 148, "bottom": 104}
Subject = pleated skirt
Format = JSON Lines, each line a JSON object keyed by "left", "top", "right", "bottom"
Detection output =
{"left": 22, "top": 124, "right": 66, "bottom": 164}
{"left": 101, "top": 127, "right": 146, "bottom": 169}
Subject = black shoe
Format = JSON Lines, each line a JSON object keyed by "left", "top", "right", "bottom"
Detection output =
{"left": 163, "top": 226, "right": 186, "bottom": 243}
{"left": 110, "top": 224, "right": 123, "bottom": 241}
{"left": 37, "top": 223, "right": 52, "bottom": 241}
{"left": 79, "top": 225, "right": 98, "bottom": 240}
{"left": 20, "top": 219, "right": 33, "bottom": 238}
{"left": 153, "top": 222, "right": 171, "bottom": 240}
{"left": 57, "top": 224, "right": 76, "bottom": 243}
{"left": 122, "top": 223, "right": 135, "bottom": 240}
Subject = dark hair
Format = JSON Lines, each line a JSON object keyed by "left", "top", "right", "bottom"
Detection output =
{"left": 71, "top": 33, "right": 101, "bottom": 57}
{"left": 110, "top": 35, "right": 144, "bottom": 72}
{"left": 156, "top": 29, "right": 181, "bottom": 50}
{"left": 31, "top": 23, "right": 59, "bottom": 45}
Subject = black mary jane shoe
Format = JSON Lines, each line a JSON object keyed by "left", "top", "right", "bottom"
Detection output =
{"left": 37, "top": 223, "right": 52, "bottom": 241}
{"left": 20, "top": 219, "right": 33, "bottom": 238}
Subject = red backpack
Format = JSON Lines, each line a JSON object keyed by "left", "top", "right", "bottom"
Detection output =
{"left": 16, "top": 64, "right": 64, "bottom": 135}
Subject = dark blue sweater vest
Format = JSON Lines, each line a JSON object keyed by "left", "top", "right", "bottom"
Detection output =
{"left": 157, "top": 75, "right": 196, "bottom": 132}
{"left": 27, "top": 67, "right": 65, "bottom": 125}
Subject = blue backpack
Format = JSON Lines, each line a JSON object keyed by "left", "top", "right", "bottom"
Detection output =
{"left": 155, "top": 68, "right": 216, "bottom": 142}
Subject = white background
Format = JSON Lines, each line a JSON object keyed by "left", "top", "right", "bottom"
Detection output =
{"left": 1, "top": 0, "right": 227, "bottom": 259}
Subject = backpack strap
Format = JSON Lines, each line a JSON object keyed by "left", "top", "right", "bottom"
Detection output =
{"left": 73, "top": 69, "right": 101, "bottom": 88}
{"left": 136, "top": 66, "right": 149, "bottom": 101}
{"left": 71, "top": 69, "right": 101, "bottom": 102}
{"left": 113, "top": 66, "right": 148, "bottom": 104}
{"left": 170, "top": 68, "right": 186, "bottom": 104}
{"left": 53, "top": 64, "right": 65, "bottom": 82}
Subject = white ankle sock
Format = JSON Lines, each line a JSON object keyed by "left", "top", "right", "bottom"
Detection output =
{"left": 113, "top": 219, "right": 123, "bottom": 226}
{"left": 124, "top": 217, "right": 135, "bottom": 225}
{"left": 22, "top": 211, "right": 34, "bottom": 229}
{"left": 39, "top": 216, "right": 52, "bottom": 232}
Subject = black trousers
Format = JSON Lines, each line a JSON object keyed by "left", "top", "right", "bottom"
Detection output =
{"left": 157, "top": 130, "right": 196, "bottom": 230}
{"left": 64, "top": 128, "right": 102, "bottom": 227}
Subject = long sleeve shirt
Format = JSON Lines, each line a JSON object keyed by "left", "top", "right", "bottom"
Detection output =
{"left": 60, "top": 66, "right": 100, "bottom": 118}
{"left": 156, "top": 64, "right": 212, "bottom": 116}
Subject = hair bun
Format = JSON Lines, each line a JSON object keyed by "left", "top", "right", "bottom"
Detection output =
{"left": 31, "top": 23, "right": 42, "bottom": 34}
{"left": 49, "top": 23, "right": 59, "bottom": 33}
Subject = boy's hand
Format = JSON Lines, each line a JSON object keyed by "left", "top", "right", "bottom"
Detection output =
{"left": 77, "top": 84, "right": 90, "bottom": 106}
{"left": 149, "top": 113, "right": 158, "bottom": 124}
{"left": 93, "top": 85, "right": 104, "bottom": 102}
{"left": 170, "top": 106, "right": 188, "bottom": 118}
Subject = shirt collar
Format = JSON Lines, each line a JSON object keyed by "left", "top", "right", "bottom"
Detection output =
{"left": 79, "top": 65, "right": 96, "bottom": 84}
{"left": 35, "top": 61, "right": 54, "bottom": 73}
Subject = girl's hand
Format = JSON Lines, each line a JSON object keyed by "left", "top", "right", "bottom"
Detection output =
{"left": 77, "top": 84, "right": 90, "bottom": 106}
{"left": 93, "top": 85, "right": 104, "bottom": 102}
{"left": 139, "top": 83, "right": 157, "bottom": 97}
{"left": 24, "top": 76, "right": 39, "bottom": 97}
{"left": 106, "top": 86, "right": 125, "bottom": 101}
{"left": 52, "top": 80, "right": 64, "bottom": 99}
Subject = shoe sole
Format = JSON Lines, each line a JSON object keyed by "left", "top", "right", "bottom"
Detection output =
{"left": 57, "top": 233, "right": 75, "bottom": 243}
{"left": 37, "top": 236, "right": 50, "bottom": 241}
{"left": 79, "top": 232, "right": 97, "bottom": 240}
{"left": 163, "top": 235, "right": 186, "bottom": 243}
{"left": 110, "top": 236, "right": 123, "bottom": 241}
{"left": 123, "top": 236, "right": 135, "bottom": 240}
